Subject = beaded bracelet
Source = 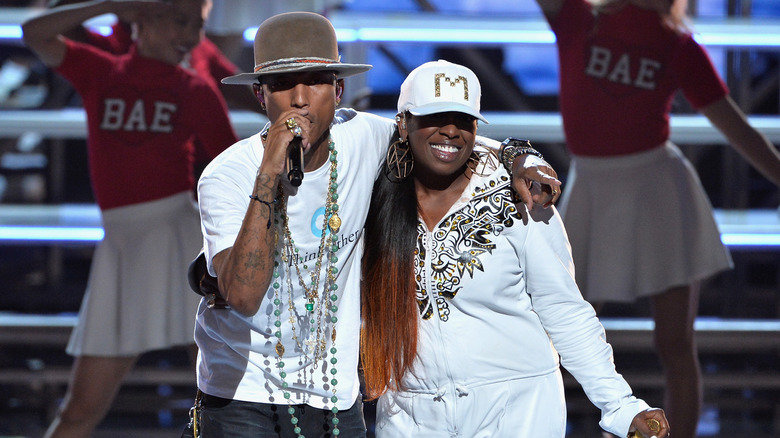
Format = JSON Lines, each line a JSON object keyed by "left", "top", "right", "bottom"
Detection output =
{"left": 499, "top": 137, "right": 544, "bottom": 174}
{"left": 249, "top": 194, "right": 277, "bottom": 229}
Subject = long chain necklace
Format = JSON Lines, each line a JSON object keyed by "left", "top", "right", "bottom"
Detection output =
{"left": 271, "top": 139, "right": 342, "bottom": 438}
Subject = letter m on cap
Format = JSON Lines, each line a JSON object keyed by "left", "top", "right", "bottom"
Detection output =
{"left": 434, "top": 73, "right": 469, "bottom": 100}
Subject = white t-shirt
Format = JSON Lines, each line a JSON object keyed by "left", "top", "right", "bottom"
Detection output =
{"left": 195, "top": 109, "right": 394, "bottom": 409}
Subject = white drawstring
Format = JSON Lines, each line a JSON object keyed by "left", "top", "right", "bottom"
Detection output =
{"left": 433, "top": 387, "right": 446, "bottom": 401}
{"left": 455, "top": 384, "right": 469, "bottom": 397}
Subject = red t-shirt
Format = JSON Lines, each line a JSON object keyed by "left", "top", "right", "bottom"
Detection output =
{"left": 56, "top": 40, "right": 238, "bottom": 209}
{"left": 549, "top": 0, "right": 728, "bottom": 156}
{"left": 92, "top": 23, "right": 239, "bottom": 168}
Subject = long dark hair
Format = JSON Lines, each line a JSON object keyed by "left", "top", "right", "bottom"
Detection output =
{"left": 360, "top": 128, "right": 420, "bottom": 401}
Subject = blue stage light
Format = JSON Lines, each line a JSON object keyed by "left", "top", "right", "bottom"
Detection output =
{"left": 0, "top": 226, "right": 104, "bottom": 243}
{"left": 721, "top": 233, "right": 780, "bottom": 247}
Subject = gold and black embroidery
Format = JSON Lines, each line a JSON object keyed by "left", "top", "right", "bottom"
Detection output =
{"left": 415, "top": 175, "right": 520, "bottom": 321}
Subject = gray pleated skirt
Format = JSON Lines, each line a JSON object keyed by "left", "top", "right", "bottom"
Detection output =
{"left": 558, "top": 142, "right": 733, "bottom": 303}
{"left": 67, "top": 192, "right": 202, "bottom": 356}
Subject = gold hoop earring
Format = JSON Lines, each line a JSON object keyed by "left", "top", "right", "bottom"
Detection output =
{"left": 385, "top": 138, "right": 414, "bottom": 181}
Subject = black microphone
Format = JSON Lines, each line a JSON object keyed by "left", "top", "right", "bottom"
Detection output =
{"left": 287, "top": 136, "right": 304, "bottom": 187}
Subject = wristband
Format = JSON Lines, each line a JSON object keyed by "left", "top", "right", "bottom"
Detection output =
{"left": 249, "top": 194, "right": 277, "bottom": 229}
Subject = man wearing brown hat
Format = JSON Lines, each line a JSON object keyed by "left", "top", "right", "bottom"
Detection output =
{"left": 192, "top": 11, "right": 560, "bottom": 437}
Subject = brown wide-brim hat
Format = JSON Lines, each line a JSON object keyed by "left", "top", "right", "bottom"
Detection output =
{"left": 222, "top": 12, "right": 372, "bottom": 85}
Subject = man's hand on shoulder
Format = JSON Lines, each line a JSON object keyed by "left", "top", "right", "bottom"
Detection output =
{"left": 512, "top": 154, "right": 561, "bottom": 209}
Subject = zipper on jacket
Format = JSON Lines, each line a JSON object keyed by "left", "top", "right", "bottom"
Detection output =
{"left": 420, "top": 222, "right": 460, "bottom": 434}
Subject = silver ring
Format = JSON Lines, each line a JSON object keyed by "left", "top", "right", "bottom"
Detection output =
{"left": 291, "top": 125, "right": 302, "bottom": 137}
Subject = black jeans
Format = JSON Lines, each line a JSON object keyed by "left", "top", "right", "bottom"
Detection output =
{"left": 199, "top": 393, "right": 366, "bottom": 438}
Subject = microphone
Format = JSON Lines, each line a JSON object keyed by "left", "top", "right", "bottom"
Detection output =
{"left": 287, "top": 136, "right": 304, "bottom": 187}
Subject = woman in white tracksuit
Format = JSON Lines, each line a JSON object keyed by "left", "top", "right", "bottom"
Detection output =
{"left": 361, "top": 60, "right": 670, "bottom": 438}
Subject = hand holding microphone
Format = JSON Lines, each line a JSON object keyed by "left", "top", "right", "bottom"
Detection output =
{"left": 285, "top": 118, "right": 304, "bottom": 187}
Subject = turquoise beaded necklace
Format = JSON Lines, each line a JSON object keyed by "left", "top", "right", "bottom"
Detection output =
{"left": 272, "top": 138, "right": 342, "bottom": 437}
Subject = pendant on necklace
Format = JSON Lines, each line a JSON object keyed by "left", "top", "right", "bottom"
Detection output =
{"left": 329, "top": 213, "right": 342, "bottom": 234}
{"left": 275, "top": 341, "right": 285, "bottom": 356}
{"left": 305, "top": 299, "right": 315, "bottom": 312}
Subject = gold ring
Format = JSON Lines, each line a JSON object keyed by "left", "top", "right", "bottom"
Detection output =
{"left": 285, "top": 118, "right": 297, "bottom": 130}
{"left": 285, "top": 118, "right": 302, "bottom": 136}
{"left": 647, "top": 419, "right": 661, "bottom": 433}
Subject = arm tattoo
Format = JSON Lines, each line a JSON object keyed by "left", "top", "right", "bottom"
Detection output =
{"left": 244, "top": 249, "right": 263, "bottom": 271}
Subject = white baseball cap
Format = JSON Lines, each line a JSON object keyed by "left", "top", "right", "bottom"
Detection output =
{"left": 397, "top": 60, "right": 488, "bottom": 124}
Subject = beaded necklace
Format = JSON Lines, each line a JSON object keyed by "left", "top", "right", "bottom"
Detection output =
{"left": 271, "top": 138, "right": 342, "bottom": 438}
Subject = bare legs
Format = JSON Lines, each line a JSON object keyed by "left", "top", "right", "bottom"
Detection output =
{"left": 43, "top": 355, "right": 138, "bottom": 438}
{"left": 651, "top": 283, "right": 701, "bottom": 438}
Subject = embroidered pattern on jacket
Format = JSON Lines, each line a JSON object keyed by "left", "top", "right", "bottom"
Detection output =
{"left": 416, "top": 175, "right": 519, "bottom": 321}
